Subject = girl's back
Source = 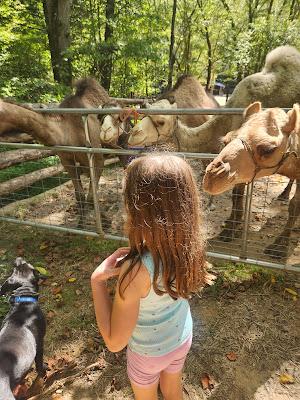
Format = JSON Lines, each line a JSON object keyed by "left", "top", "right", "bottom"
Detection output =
{"left": 129, "top": 251, "right": 192, "bottom": 356}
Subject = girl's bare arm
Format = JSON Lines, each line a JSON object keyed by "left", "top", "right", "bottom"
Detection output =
{"left": 91, "top": 256, "right": 150, "bottom": 352}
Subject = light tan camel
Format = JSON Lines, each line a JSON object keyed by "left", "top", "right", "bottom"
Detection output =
{"left": 127, "top": 45, "right": 300, "bottom": 241}
{"left": 0, "top": 78, "right": 110, "bottom": 225}
{"left": 203, "top": 102, "right": 300, "bottom": 259}
{"left": 100, "top": 74, "right": 219, "bottom": 147}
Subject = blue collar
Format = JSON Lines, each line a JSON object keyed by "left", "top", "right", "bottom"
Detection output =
{"left": 11, "top": 296, "right": 38, "bottom": 304}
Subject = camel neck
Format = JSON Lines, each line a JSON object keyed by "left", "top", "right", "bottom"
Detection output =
{"left": 176, "top": 115, "right": 237, "bottom": 153}
{"left": 0, "top": 102, "right": 54, "bottom": 146}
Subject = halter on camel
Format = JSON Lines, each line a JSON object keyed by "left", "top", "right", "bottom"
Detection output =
{"left": 139, "top": 113, "right": 181, "bottom": 151}
{"left": 239, "top": 135, "right": 298, "bottom": 183}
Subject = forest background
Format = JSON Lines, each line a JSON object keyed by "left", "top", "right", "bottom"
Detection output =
{"left": 0, "top": 0, "right": 299, "bottom": 103}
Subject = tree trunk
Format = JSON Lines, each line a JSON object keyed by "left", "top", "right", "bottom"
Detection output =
{"left": 0, "top": 164, "right": 65, "bottom": 196}
{"left": 42, "top": 0, "right": 73, "bottom": 86}
{"left": 205, "top": 26, "right": 212, "bottom": 90}
{"left": 167, "top": 0, "right": 177, "bottom": 90}
{"left": 99, "top": 0, "right": 116, "bottom": 91}
{"left": 0, "top": 150, "right": 55, "bottom": 170}
{"left": 0, "top": 132, "right": 34, "bottom": 143}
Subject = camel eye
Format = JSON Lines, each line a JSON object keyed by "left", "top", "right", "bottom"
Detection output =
{"left": 257, "top": 144, "right": 277, "bottom": 157}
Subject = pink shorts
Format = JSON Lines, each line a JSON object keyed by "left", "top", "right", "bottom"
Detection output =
{"left": 127, "top": 335, "right": 192, "bottom": 387}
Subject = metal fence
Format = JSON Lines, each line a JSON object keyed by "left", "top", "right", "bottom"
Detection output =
{"left": 0, "top": 106, "right": 299, "bottom": 272}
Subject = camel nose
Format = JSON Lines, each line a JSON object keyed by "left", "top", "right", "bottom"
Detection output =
{"left": 206, "top": 159, "right": 224, "bottom": 173}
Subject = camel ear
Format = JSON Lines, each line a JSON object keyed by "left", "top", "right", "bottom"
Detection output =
{"left": 221, "top": 130, "right": 236, "bottom": 146}
{"left": 243, "top": 102, "right": 262, "bottom": 120}
{"left": 168, "top": 95, "right": 176, "bottom": 105}
{"left": 282, "top": 104, "right": 300, "bottom": 135}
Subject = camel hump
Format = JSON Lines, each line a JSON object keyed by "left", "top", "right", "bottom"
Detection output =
{"left": 61, "top": 78, "right": 110, "bottom": 108}
{"left": 74, "top": 78, "right": 103, "bottom": 97}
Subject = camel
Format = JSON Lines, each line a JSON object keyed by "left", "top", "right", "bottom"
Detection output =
{"left": 0, "top": 78, "right": 110, "bottom": 225}
{"left": 99, "top": 74, "right": 219, "bottom": 148}
{"left": 128, "top": 45, "right": 300, "bottom": 241}
{"left": 203, "top": 101, "right": 300, "bottom": 259}
{"left": 98, "top": 101, "right": 132, "bottom": 152}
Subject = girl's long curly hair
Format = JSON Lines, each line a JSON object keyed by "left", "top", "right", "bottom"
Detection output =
{"left": 118, "top": 153, "right": 207, "bottom": 299}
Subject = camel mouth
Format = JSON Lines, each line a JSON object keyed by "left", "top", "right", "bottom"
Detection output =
{"left": 203, "top": 171, "right": 237, "bottom": 195}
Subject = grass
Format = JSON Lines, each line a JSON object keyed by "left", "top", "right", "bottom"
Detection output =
{"left": 205, "top": 260, "right": 288, "bottom": 297}
{"left": 0, "top": 155, "right": 70, "bottom": 207}
{"left": 0, "top": 155, "right": 60, "bottom": 183}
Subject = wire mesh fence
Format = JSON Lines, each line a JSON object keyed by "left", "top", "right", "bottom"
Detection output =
{"left": 0, "top": 141, "right": 299, "bottom": 272}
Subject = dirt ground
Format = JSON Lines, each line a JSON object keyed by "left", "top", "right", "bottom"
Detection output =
{"left": 2, "top": 160, "right": 299, "bottom": 267}
{"left": 0, "top": 222, "right": 299, "bottom": 400}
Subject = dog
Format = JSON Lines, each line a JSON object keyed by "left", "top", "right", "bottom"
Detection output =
{"left": 0, "top": 257, "right": 47, "bottom": 400}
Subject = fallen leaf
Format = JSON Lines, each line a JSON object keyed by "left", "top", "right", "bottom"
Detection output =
{"left": 285, "top": 288, "right": 298, "bottom": 297}
{"left": 47, "top": 310, "right": 56, "bottom": 319}
{"left": 279, "top": 373, "right": 295, "bottom": 384}
{"left": 52, "top": 286, "right": 62, "bottom": 295}
{"left": 35, "top": 266, "right": 49, "bottom": 276}
{"left": 68, "top": 277, "right": 77, "bottom": 283}
{"left": 54, "top": 293, "right": 63, "bottom": 301}
{"left": 75, "top": 289, "right": 82, "bottom": 295}
{"left": 271, "top": 276, "right": 276, "bottom": 284}
{"left": 226, "top": 352, "right": 237, "bottom": 361}
{"left": 200, "top": 373, "right": 215, "bottom": 390}
{"left": 40, "top": 242, "right": 49, "bottom": 250}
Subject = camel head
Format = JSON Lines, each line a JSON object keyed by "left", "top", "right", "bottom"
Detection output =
{"left": 99, "top": 103, "right": 131, "bottom": 147}
{"left": 203, "top": 102, "right": 300, "bottom": 194}
{"left": 128, "top": 99, "right": 178, "bottom": 147}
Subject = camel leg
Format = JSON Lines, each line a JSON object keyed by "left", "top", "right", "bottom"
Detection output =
{"left": 206, "top": 195, "right": 216, "bottom": 211}
{"left": 264, "top": 180, "right": 300, "bottom": 259}
{"left": 277, "top": 179, "right": 294, "bottom": 201}
{"left": 218, "top": 183, "right": 245, "bottom": 242}
{"left": 86, "top": 155, "right": 104, "bottom": 206}
{"left": 62, "top": 162, "right": 86, "bottom": 226}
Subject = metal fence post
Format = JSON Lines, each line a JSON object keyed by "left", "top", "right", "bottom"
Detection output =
{"left": 240, "top": 182, "right": 254, "bottom": 260}
{"left": 82, "top": 115, "right": 103, "bottom": 236}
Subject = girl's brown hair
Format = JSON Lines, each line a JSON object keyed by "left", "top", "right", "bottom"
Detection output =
{"left": 119, "top": 153, "right": 207, "bottom": 299}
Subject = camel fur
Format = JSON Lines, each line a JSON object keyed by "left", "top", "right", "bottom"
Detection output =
{"left": 0, "top": 78, "right": 110, "bottom": 225}
{"left": 100, "top": 75, "right": 219, "bottom": 149}
{"left": 203, "top": 102, "right": 300, "bottom": 259}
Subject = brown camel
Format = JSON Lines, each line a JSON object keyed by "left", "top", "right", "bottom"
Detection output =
{"left": 0, "top": 78, "right": 110, "bottom": 225}
{"left": 203, "top": 102, "right": 300, "bottom": 259}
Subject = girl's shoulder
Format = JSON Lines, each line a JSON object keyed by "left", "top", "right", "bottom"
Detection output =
{"left": 118, "top": 257, "right": 151, "bottom": 299}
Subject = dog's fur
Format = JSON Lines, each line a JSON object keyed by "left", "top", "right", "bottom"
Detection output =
{"left": 0, "top": 258, "right": 46, "bottom": 399}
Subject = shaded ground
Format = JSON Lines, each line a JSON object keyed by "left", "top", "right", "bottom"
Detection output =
{"left": 0, "top": 222, "right": 299, "bottom": 400}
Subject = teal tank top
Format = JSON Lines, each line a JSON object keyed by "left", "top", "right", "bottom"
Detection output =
{"left": 128, "top": 252, "right": 193, "bottom": 356}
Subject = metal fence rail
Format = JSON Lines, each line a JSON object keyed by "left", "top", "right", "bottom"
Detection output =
{"left": 1, "top": 141, "right": 299, "bottom": 272}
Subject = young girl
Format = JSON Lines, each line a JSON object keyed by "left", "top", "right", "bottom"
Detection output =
{"left": 91, "top": 154, "right": 208, "bottom": 400}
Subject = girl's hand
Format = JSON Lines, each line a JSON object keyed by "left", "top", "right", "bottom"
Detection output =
{"left": 91, "top": 247, "right": 130, "bottom": 283}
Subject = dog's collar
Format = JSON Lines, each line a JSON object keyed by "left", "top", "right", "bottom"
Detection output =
{"left": 10, "top": 296, "right": 38, "bottom": 304}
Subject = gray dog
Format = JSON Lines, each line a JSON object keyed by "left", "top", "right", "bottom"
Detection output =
{"left": 0, "top": 257, "right": 47, "bottom": 399}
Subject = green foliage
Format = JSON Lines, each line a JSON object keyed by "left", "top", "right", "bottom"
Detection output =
{"left": 0, "top": 0, "right": 299, "bottom": 99}
{"left": 0, "top": 156, "right": 60, "bottom": 183}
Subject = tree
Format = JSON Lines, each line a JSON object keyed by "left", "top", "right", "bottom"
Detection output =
{"left": 98, "top": 0, "right": 116, "bottom": 91}
{"left": 42, "top": 0, "right": 73, "bottom": 86}
{"left": 167, "top": 0, "right": 177, "bottom": 89}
